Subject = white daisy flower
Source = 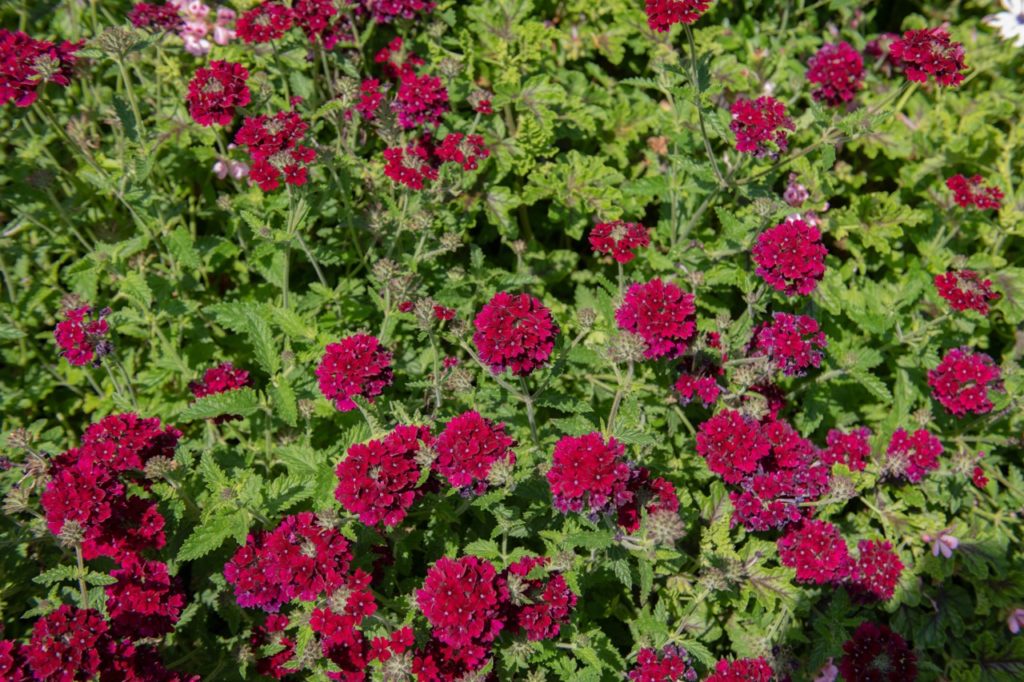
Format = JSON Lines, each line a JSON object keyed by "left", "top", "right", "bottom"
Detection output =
{"left": 985, "top": 0, "right": 1024, "bottom": 47}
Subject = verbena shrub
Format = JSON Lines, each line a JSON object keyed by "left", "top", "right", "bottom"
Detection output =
{"left": 0, "top": 1, "right": 1022, "bottom": 680}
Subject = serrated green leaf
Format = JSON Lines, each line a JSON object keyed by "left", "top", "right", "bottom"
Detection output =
{"left": 178, "top": 387, "right": 260, "bottom": 421}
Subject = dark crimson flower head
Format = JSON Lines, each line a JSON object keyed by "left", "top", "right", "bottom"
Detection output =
{"left": 777, "top": 519, "right": 851, "bottom": 584}
{"left": 705, "top": 657, "right": 773, "bottom": 682}
{"left": 335, "top": 424, "right": 432, "bottom": 527}
{"left": 644, "top": 0, "right": 713, "bottom": 32}
{"left": 752, "top": 312, "right": 827, "bottom": 376}
{"left": 752, "top": 217, "right": 828, "bottom": 296}
{"left": 435, "top": 133, "right": 490, "bottom": 171}
{"left": 547, "top": 432, "right": 632, "bottom": 517}
{"left": 81, "top": 412, "right": 181, "bottom": 472}
{"left": 21, "top": 605, "right": 107, "bottom": 679}
{"left": 106, "top": 558, "right": 185, "bottom": 639}
{"left": 886, "top": 428, "right": 942, "bottom": 483}
{"left": 359, "top": 0, "right": 436, "bottom": 23}
{"left": 934, "top": 269, "right": 999, "bottom": 315}
{"left": 627, "top": 644, "right": 698, "bottom": 681}
{"left": 54, "top": 305, "right": 112, "bottom": 367}
{"left": 822, "top": 426, "right": 872, "bottom": 471}
{"left": 928, "top": 347, "right": 1002, "bottom": 418}
{"left": 234, "top": 110, "right": 317, "bottom": 191}
{"left": 674, "top": 372, "right": 721, "bottom": 407}
{"left": 0, "top": 29, "right": 82, "bottom": 108}
{"left": 393, "top": 70, "right": 450, "bottom": 129}
{"left": 293, "top": 0, "right": 343, "bottom": 49}
{"left": 890, "top": 27, "right": 966, "bottom": 86}
{"left": 252, "top": 614, "right": 295, "bottom": 678}
{"left": 695, "top": 409, "right": 770, "bottom": 484}
{"left": 433, "top": 411, "right": 516, "bottom": 495}
{"left": 316, "top": 334, "right": 394, "bottom": 412}
{"left": 129, "top": 3, "right": 184, "bottom": 32}
{"left": 946, "top": 174, "right": 1004, "bottom": 210}
{"left": 615, "top": 278, "right": 697, "bottom": 359}
{"left": 236, "top": 1, "right": 294, "bottom": 43}
{"left": 806, "top": 41, "right": 865, "bottom": 106}
{"left": 730, "top": 96, "right": 794, "bottom": 157}
{"left": 383, "top": 141, "right": 439, "bottom": 190}
{"left": 502, "top": 556, "right": 577, "bottom": 641}
{"left": 839, "top": 622, "right": 917, "bottom": 681}
{"left": 850, "top": 540, "right": 904, "bottom": 601}
{"left": 473, "top": 291, "right": 559, "bottom": 376}
{"left": 354, "top": 78, "right": 385, "bottom": 120}
{"left": 589, "top": 221, "right": 651, "bottom": 264}
{"left": 416, "top": 556, "right": 506, "bottom": 651}
{"left": 186, "top": 60, "right": 251, "bottom": 127}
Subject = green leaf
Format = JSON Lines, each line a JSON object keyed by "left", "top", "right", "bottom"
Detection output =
{"left": 166, "top": 227, "right": 202, "bottom": 270}
{"left": 177, "top": 511, "right": 248, "bottom": 562}
{"left": 178, "top": 387, "right": 260, "bottom": 421}
{"left": 120, "top": 271, "right": 153, "bottom": 310}
{"left": 270, "top": 376, "right": 298, "bottom": 427}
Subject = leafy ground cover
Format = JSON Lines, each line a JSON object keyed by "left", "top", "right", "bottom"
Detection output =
{"left": 1, "top": 0, "right": 1023, "bottom": 680}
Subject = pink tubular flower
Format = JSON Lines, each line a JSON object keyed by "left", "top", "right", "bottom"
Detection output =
{"left": 0, "top": 29, "right": 82, "bottom": 108}
{"left": 547, "top": 432, "right": 632, "bottom": 517}
{"left": 730, "top": 96, "right": 794, "bottom": 157}
{"left": 946, "top": 174, "right": 1004, "bottom": 210}
{"left": 643, "top": 0, "right": 713, "bottom": 32}
{"left": 890, "top": 27, "right": 966, "bottom": 87}
{"left": 934, "top": 269, "right": 999, "bottom": 315}
{"left": 393, "top": 70, "right": 449, "bottom": 129}
{"left": 628, "top": 645, "right": 698, "bottom": 681}
{"left": 360, "top": 0, "right": 436, "bottom": 23}
{"left": 752, "top": 312, "right": 827, "bottom": 376}
{"left": 129, "top": 3, "right": 184, "bottom": 32}
{"left": 417, "top": 556, "right": 505, "bottom": 653}
{"left": 705, "top": 658, "right": 773, "bottom": 682}
{"left": 224, "top": 512, "right": 353, "bottom": 611}
{"left": 316, "top": 334, "right": 394, "bottom": 412}
{"left": 383, "top": 142, "right": 439, "bottom": 190}
{"left": 81, "top": 412, "right": 181, "bottom": 472}
{"left": 54, "top": 305, "right": 112, "bottom": 367}
{"left": 695, "top": 410, "right": 770, "bottom": 484}
{"left": 928, "top": 347, "right": 1001, "bottom": 417}
{"left": 1008, "top": 609, "right": 1024, "bottom": 635}
{"left": 502, "top": 556, "right": 577, "bottom": 641}
{"left": 106, "top": 558, "right": 184, "bottom": 639}
{"left": 777, "top": 520, "right": 851, "bottom": 584}
{"left": 615, "top": 279, "right": 697, "bottom": 359}
{"left": 752, "top": 218, "right": 828, "bottom": 296}
{"left": 589, "top": 221, "right": 651, "bottom": 264}
{"left": 234, "top": 110, "right": 316, "bottom": 191}
{"left": 433, "top": 411, "right": 516, "bottom": 495}
{"left": 186, "top": 60, "right": 250, "bottom": 127}
{"left": 850, "top": 540, "right": 904, "bottom": 601}
{"left": 822, "top": 427, "right": 872, "bottom": 471}
{"left": 806, "top": 41, "right": 865, "bottom": 107}
{"left": 335, "top": 425, "right": 432, "bottom": 527}
{"left": 886, "top": 428, "right": 943, "bottom": 483}
{"left": 839, "top": 622, "right": 917, "bottom": 681}
{"left": 435, "top": 133, "right": 490, "bottom": 171}
{"left": 923, "top": 531, "right": 959, "bottom": 559}
{"left": 236, "top": 1, "right": 293, "bottom": 43}
{"left": 21, "top": 606, "right": 107, "bottom": 679}
{"left": 473, "top": 291, "right": 559, "bottom": 376}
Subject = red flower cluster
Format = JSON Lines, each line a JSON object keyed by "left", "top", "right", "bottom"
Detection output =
{"left": 106, "top": 558, "right": 184, "bottom": 639}
{"left": 307, "top": 570, "right": 378, "bottom": 676}
{"left": 503, "top": 556, "right": 577, "bottom": 641}
{"left": 886, "top": 428, "right": 943, "bottom": 483}
{"left": 234, "top": 110, "right": 317, "bottom": 191}
{"left": 473, "top": 291, "right": 559, "bottom": 376}
{"left": 236, "top": 1, "right": 293, "bottom": 43}
{"left": 928, "top": 347, "right": 1001, "bottom": 417}
{"left": 627, "top": 645, "right": 698, "bottom": 682}
{"left": 316, "top": 334, "right": 394, "bottom": 411}
{"left": 129, "top": 3, "right": 184, "bottom": 32}
{"left": 890, "top": 27, "right": 966, "bottom": 87}
{"left": 840, "top": 622, "right": 917, "bottom": 682}
{"left": 0, "top": 29, "right": 82, "bottom": 108}
{"left": 730, "top": 96, "right": 794, "bottom": 157}
{"left": 752, "top": 312, "right": 827, "bottom": 376}
{"left": 589, "top": 221, "right": 651, "bottom": 264}
{"left": 850, "top": 540, "right": 904, "bottom": 601}
{"left": 294, "top": 0, "right": 344, "bottom": 49}
{"left": 394, "top": 71, "right": 450, "bottom": 129}
{"left": 355, "top": 78, "right": 385, "bottom": 119}
{"left": 335, "top": 424, "right": 432, "bottom": 527}
{"left": 383, "top": 141, "right": 438, "bottom": 189}
{"left": 806, "top": 41, "right": 864, "bottom": 106}
{"left": 822, "top": 427, "right": 872, "bottom": 471}
{"left": 224, "top": 512, "right": 353, "bottom": 611}
{"left": 435, "top": 133, "right": 490, "bottom": 171}
{"left": 946, "top": 174, "right": 1004, "bottom": 210}
{"left": 616, "top": 279, "right": 697, "bottom": 359}
{"left": 777, "top": 520, "right": 851, "bottom": 584}
{"left": 54, "top": 304, "right": 112, "bottom": 367}
{"left": 674, "top": 372, "right": 721, "bottom": 407}
{"left": 359, "top": 0, "right": 436, "bottom": 23}
{"left": 186, "top": 60, "right": 251, "bottom": 127}
{"left": 705, "top": 657, "right": 773, "bottom": 682}
{"left": 189, "top": 361, "right": 252, "bottom": 422}
{"left": 752, "top": 218, "right": 828, "bottom": 296}
{"left": 934, "top": 269, "right": 999, "bottom": 315}
{"left": 251, "top": 614, "right": 295, "bottom": 679}
{"left": 695, "top": 410, "right": 769, "bottom": 484}
{"left": 643, "top": 0, "right": 713, "bottom": 32}
{"left": 80, "top": 412, "right": 181, "bottom": 473}
{"left": 433, "top": 411, "right": 516, "bottom": 495}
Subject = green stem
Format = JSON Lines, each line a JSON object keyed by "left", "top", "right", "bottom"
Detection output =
{"left": 607, "top": 359, "right": 634, "bottom": 435}
{"left": 116, "top": 58, "right": 146, "bottom": 140}
{"left": 519, "top": 376, "right": 539, "bottom": 448}
{"left": 75, "top": 544, "right": 89, "bottom": 609}
{"left": 683, "top": 25, "right": 726, "bottom": 188}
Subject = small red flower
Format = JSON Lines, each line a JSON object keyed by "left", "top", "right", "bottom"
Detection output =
{"left": 383, "top": 142, "right": 439, "bottom": 190}
{"left": 416, "top": 556, "right": 505, "bottom": 651}
{"left": 393, "top": 70, "right": 450, "bottom": 129}
{"left": 627, "top": 645, "right": 698, "bottom": 681}
{"left": 360, "top": 0, "right": 436, "bottom": 23}
{"left": 54, "top": 305, "right": 112, "bottom": 367}
{"left": 851, "top": 540, "right": 904, "bottom": 601}
{"left": 730, "top": 96, "right": 794, "bottom": 157}
{"left": 502, "top": 556, "right": 577, "bottom": 641}
{"left": 928, "top": 347, "right": 1001, "bottom": 417}
{"left": 752, "top": 218, "right": 827, "bottom": 296}
{"left": 643, "top": 0, "right": 713, "bottom": 32}
{"left": 934, "top": 269, "right": 1000, "bottom": 315}
{"left": 886, "top": 428, "right": 943, "bottom": 483}
{"left": 186, "top": 60, "right": 250, "bottom": 127}
{"left": 806, "top": 41, "right": 865, "bottom": 107}
{"left": 822, "top": 427, "right": 872, "bottom": 471}
{"left": 589, "top": 221, "right": 651, "bottom": 264}
{"left": 547, "top": 432, "right": 631, "bottom": 517}
{"left": 890, "top": 27, "right": 966, "bottom": 87}
{"left": 316, "top": 334, "right": 394, "bottom": 412}
{"left": 129, "top": 3, "right": 184, "bottom": 32}
{"left": 946, "top": 174, "right": 1004, "bottom": 210}
{"left": 752, "top": 312, "right": 827, "bottom": 376}
{"left": 674, "top": 373, "right": 721, "bottom": 407}
{"left": 81, "top": 412, "right": 181, "bottom": 472}
{"left": 972, "top": 466, "right": 988, "bottom": 489}
{"left": 705, "top": 657, "right": 773, "bottom": 682}
{"left": 695, "top": 410, "right": 770, "bottom": 484}
{"left": 293, "top": 0, "right": 343, "bottom": 49}
{"left": 840, "top": 622, "right": 917, "bottom": 682}
{"left": 777, "top": 520, "right": 851, "bottom": 584}
{"left": 435, "top": 133, "right": 489, "bottom": 171}
{"left": 0, "top": 29, "right": 82, "bottom": 108}
{"left": 106, "top": 558, "right": 185, "bottom": 639}
{"left": 234, "top": 111, "right": 317, "bottom": 191}
{"left": 433, "top": 411, "right": 516, "bottom": 495}
{"left": 473, "top": 291, "right": 559, "bottom": 376}
{"left": 251, "top": 614, "right": 295, "bottom": 678}
{"left": 615, "top": 279, "right": 697, "bottom": 359}
{"left": 354, "top": 78, "right": 384, "bottom": 120}
{"left": 236, "top": 1, "right": 294, "bottom": 43}
{"left": 21, "top": 606, "right": 107, "bottom": 679}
